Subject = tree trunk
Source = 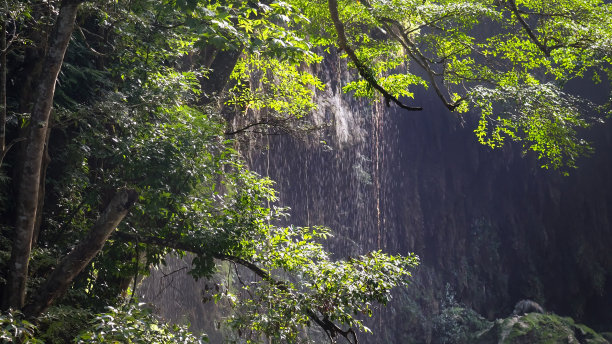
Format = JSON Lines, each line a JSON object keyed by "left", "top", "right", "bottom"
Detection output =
{"left": 2, "top": 0, "right": 82, "bottom": 310}
{"left": 32, "top": 125, "right": 52, "bottom": 247}
{"left": 23, "top": 188, "right": 138, "bottom": 317}
{"left": 199, "top": 48, "right": 242, "bottom": 106}
{"left": 1, "top": 19, "right": 6, "bottom": 153}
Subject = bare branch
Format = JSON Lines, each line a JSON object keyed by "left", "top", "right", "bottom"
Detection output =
{"left": 225, "top": 119, "right": 274, "bottom": 136}
{"left": 0, "top": 137, "right": 26, "bottom": 167}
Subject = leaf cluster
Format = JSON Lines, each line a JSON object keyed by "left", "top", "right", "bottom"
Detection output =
{"left": 222, "top": 226, "right": 419, "bottom": 343}
{"left": 288, "top": 0, "right": 612, "bottom": 171}
{"left": 75, "top": 303, "right": 206, "bottom": 343}
{"left": 0, "top": 309, "right": 42, "bottom": 344}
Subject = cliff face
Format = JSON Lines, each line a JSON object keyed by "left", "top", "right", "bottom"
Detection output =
{"left": 140, "top": 51, "right": 612, "bottom": 342}
{"left": 244, "top": 54, "right": 612, "bottom": 341}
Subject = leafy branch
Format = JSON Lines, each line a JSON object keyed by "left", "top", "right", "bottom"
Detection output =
{"left": 114, "top": 229, "right": 417, "bottom": 344}
{"left": 327, "top": 0, "right": 422, "bottom": 111}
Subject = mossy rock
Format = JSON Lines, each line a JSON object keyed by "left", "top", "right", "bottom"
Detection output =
{"left": 474, "top": 313, "right": 609, "bottom": 344}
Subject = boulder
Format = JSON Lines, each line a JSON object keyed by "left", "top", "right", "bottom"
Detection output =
{"left": 474, "top": 313, "right": 609, "bottom": 344}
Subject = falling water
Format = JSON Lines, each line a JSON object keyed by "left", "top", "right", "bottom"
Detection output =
{"left": 140, "top": 51, "right": 612, "bottom": 342}
{"left": 373, "top": 102, "right": 383, "bottom": 251}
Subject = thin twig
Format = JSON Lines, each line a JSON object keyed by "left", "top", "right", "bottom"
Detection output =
{"left": 76, "top": 24, "right": 106, "bottom": 56}
{"left": 0, "top": 137, "right": 26, "bottom": 167}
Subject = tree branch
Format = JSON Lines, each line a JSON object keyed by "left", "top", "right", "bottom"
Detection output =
{"left": 224, "top": 119, "right": 273, "bottom": 136}
{"left": 75, "top": 24, "right": 106, "bottom": 56}
{"left": 505, "top": 0, "right": 550, "bottom": 57}
{"left": 23, "top": 188, "right": 138, "bottom": 317}
{"left": 114, "top": 231, "right": 359, "bottom": 344}
{"left": 327, "top": 0, "right": 421, "bottom": 111}
{"left": 381, "top": 20, "right": 462, "bottom": 111}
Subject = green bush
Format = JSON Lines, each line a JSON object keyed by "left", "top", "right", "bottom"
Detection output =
{"left": 75, "top": 303, "right": 207, "bottom": 344}
{"left": 0, "top": 309, "right": 43, "bottom": 344}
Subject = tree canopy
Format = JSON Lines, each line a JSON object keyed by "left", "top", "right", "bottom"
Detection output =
{"left": 0, "top": 0, "right": 610, "bottom": 342}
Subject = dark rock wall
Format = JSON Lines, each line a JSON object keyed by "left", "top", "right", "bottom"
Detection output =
{"left": 141, "top": 49, "right": 612, "bottom": 342}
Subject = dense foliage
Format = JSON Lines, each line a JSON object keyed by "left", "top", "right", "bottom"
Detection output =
{"left": 75, "top": 303, "right": 206, "bottom": 343}
{"left": 324, "top": 0, "right": 611, "bottom": 171}
{"left": 0, "top": 0, "right": 609, "bottom": 342}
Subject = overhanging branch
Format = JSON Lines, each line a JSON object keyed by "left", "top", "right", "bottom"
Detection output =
{"left": 505, "top": 0, "right": 550, "bottom": 57}
{"left": 327, "top": 0, "right": 421, "bottom": 112}
{"left": 114, "top": 231, "right": 359, "bottom": 344}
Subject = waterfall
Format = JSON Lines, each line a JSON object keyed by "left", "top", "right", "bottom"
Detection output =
{"left": 140, "top": 51, "right": 612, "bottom": 342}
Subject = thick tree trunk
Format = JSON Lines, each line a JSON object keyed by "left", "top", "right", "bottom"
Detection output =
{"left": 23, "top": 188, "right": 138, "bottom": 317}
{"left": 2, "top": 0, "right": 82, "bottom": 310}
